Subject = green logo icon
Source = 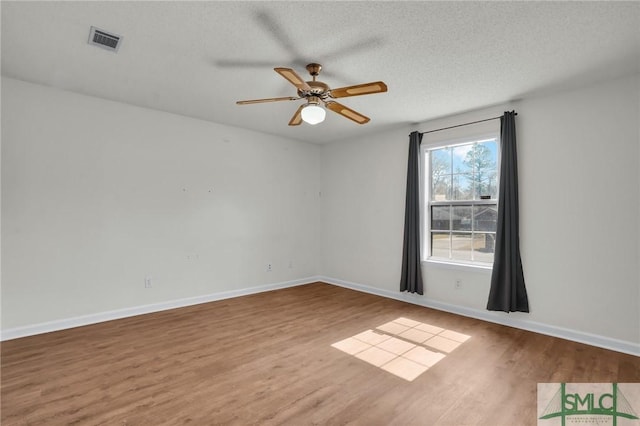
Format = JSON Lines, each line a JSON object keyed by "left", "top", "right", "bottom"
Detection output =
{"left": 539, "top": 383, "right": 639, "bottom": 426}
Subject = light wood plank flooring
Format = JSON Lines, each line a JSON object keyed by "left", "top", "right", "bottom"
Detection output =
{"left": 2, "top": 282, "right": 638, "bottom": 425}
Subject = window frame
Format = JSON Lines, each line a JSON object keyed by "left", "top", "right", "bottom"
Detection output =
{"left": 421, "top": 132, "right": 500, "bottom": 269}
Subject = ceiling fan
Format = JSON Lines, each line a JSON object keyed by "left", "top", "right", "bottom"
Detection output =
{"left": 236, "top": 63, "right": 387, "bottom": 126}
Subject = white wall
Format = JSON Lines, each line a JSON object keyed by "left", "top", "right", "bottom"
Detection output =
{"left": 321, "top": 73, "right": 640, "bottom": 346}
{"left": 2, "top": 74, "right": 639, "bottom": 351}
{"left": 1, "top": 77, "right": 321, "bottom": 329}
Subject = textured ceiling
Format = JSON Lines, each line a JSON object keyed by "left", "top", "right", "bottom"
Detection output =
{"left": 2, "top": 1, "right": 639, "bottom": 144}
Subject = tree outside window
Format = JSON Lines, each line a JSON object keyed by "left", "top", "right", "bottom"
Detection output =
{"left": 425, "top": 138, "right": 499, "bottom": 264}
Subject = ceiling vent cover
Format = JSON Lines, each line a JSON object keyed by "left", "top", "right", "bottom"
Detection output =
{"left": 88, "top": 26, "right": 122, "bottom": 52}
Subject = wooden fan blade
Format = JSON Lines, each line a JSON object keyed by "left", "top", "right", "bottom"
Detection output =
{"left": 236, "top": 96, "right": 299, "bottom": 105}
{"left": 325, "top": 101, "right": 370, "bottom": 124}
{"left": 329, "top": 81, "right": 388, "bottom": 98}
{"left": 288, "top": 104, "right": 304, "bottom": 126}
{"left": 274, "top": 67, "right": 311, "bottom": 91}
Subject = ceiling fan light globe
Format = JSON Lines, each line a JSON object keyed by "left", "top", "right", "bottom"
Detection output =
{"left": 301, "top": 104, "right": 326, "bottom": 125}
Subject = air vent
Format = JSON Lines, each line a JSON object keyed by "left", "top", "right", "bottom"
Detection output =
{"left": 88, "top": 26, "right": 122, "bottom": 52}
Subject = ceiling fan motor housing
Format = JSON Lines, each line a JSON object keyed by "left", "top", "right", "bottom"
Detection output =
{"left": 298, "top": 81, "right": 330, "bottom": 99}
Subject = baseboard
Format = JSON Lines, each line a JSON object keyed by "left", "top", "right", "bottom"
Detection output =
{"left": 318, "top": 276, "right": 640, "bottom": 357}
{"left": 0, "top": 276, "right": 320, "bottom": 341}
{"left": 4, "top": 275, "right": 638, "bottom": 357}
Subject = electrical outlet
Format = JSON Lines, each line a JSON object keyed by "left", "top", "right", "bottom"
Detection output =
{"left": 288, "top": 260, "right": 293, "bottom": 269}
{"left": 266, "top": 263, "right": 272, "bottom": 272}
{"left": 455, "top": 279, "right": 462, "bottom": 289}
{"left": 145, "top": 276, "right": 153, "bottom": 288}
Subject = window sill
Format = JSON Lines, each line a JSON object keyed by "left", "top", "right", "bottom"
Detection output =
{"left": 422, "top": 259, "right": 493, "bottom": 272}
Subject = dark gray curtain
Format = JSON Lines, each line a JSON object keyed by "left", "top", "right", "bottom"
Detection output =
{"left": 400, "top": 131, "right": 423, "bottom": 295}
{"left": 487, "top": 111, "right": 529, "bottom": 312}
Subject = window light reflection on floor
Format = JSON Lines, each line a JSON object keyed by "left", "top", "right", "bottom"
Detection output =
{"left": 331, "top": 317, "right": 471, "bottom": 382}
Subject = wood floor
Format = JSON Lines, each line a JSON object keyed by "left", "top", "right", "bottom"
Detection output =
{"left": 2, "top": 282, "right": 638, "bottom": 425}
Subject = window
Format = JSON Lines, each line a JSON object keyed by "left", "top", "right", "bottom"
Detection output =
{"left": 423, "top": 136, "right": 499, "bottom": 266}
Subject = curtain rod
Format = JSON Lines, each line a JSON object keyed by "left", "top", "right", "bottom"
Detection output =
{"left": 419, "top": 111, "right": 517, "bottom": 135}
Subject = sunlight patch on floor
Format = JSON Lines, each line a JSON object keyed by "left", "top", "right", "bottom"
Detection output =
{"left": 331, "top": 317, "right": 471, "bottom": 382}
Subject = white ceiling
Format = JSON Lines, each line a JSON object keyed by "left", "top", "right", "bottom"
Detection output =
{"left": 2, "top": 1, "right": 639, "bottom": 144}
